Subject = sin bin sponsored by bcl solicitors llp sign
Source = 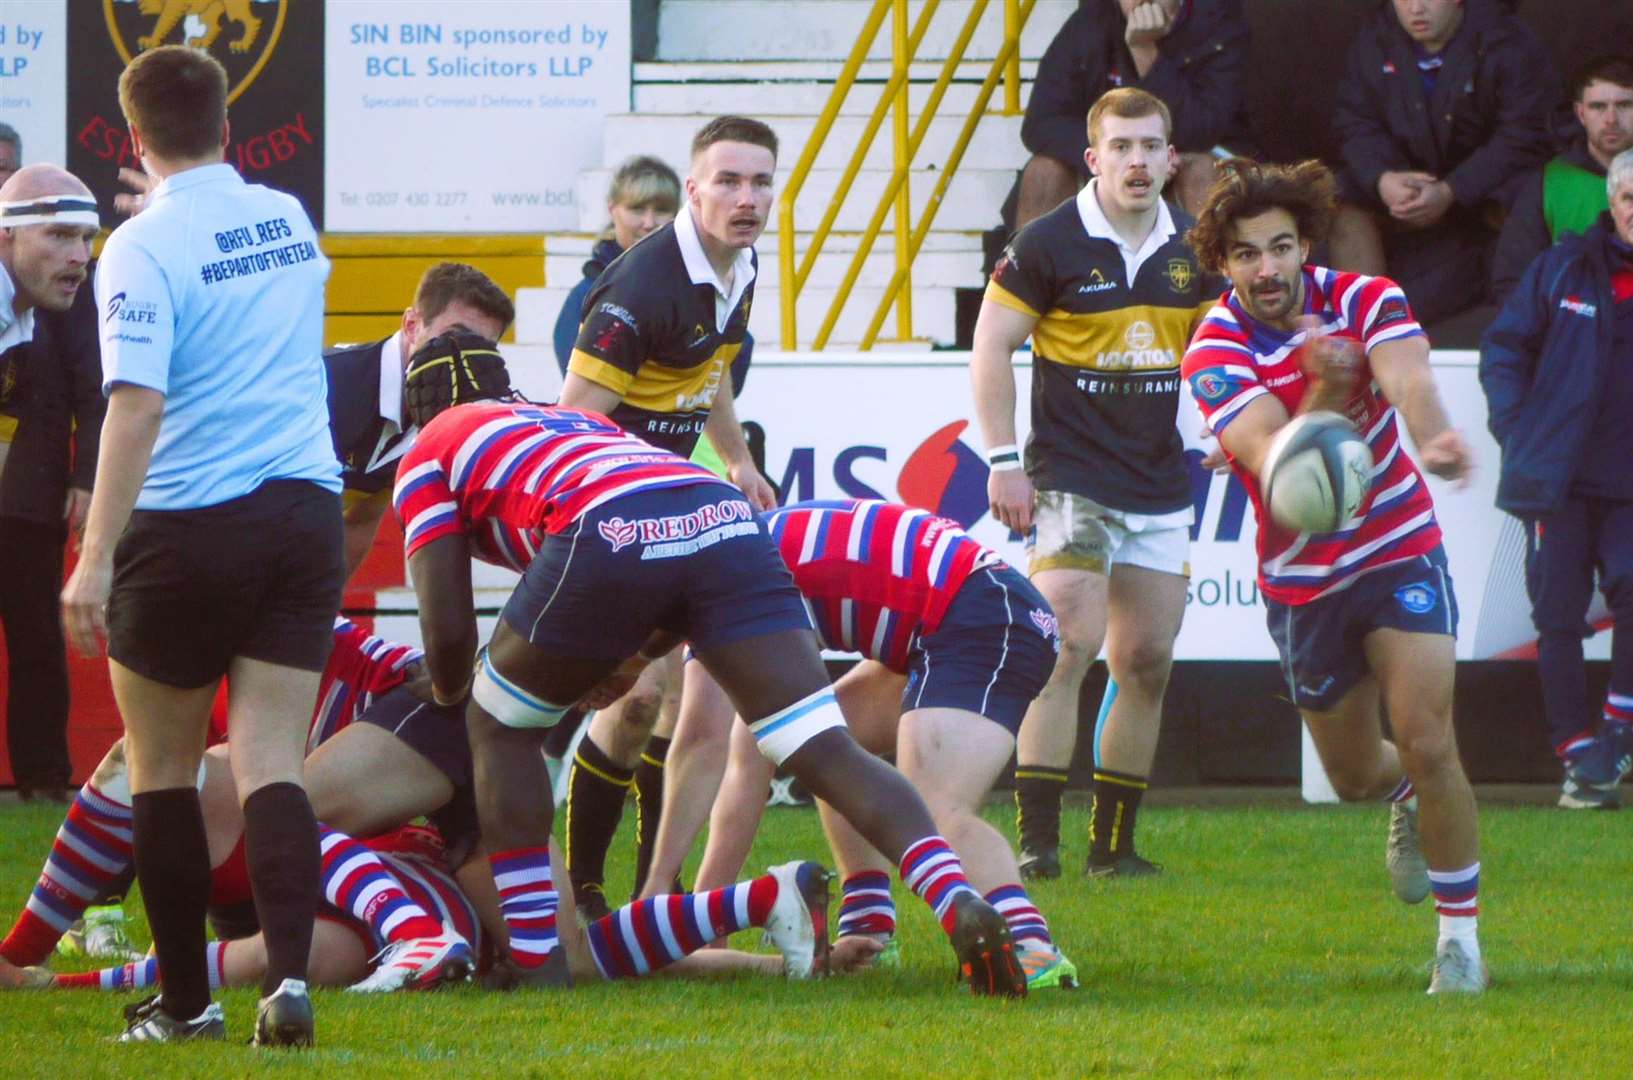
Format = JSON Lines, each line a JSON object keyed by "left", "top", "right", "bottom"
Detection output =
{"left": 324, "top": 1, "right": 630, "bottom": 232}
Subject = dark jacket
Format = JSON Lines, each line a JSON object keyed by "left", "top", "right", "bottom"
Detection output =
{"left": 1022, "top": 0, "right": 1250, "bottom": 174}
{"left": 1334, "top": 0, "right": 1560, "bottom": 210}
{"left": 1490, "top": 135, "right": 1606, "bottom": 304}
{"left": 1479, "top": 214, "right": 1623, "bottom": 518}
{"left": 0, "top": 280, "right": 104, "bottom": 527}
{"left": 553, "top": 237, "right": 623, "bottom": 373}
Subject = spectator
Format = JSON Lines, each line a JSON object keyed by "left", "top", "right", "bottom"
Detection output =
{"left": 552, "top": 156, "right": 682, "bottom": 372}
{"left": 0, "top": 124, "right": 19, "bottom": 185}
{"left": 1012, "top": 0, "right": 1251, "bottom": 227}
{"left": 1478, "top": 148, "right": 1633, "bottom": 810}
{"left": 0, "top": 237, "right": 103, "bottom": 804}
{"left": 1329, "top": 0, "right": 1563, "bottom": 325}
{"left": 1492, "top": 55, "right": 1633, "bottom": 303}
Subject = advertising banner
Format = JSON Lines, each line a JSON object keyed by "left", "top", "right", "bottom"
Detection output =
{"left": 1, "top": 2, "right": 67, "bottom": 169}
{"left": 363, "top": 349, "right": 1575, "bottom": 666}
{"left": 323, "top": 1, "right": 630, "bottom": 232}
{"left": 67, "top": 0, "right": 326, "bottom": 226}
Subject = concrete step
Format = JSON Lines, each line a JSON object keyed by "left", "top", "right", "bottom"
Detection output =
{"left": 543, "top": 235, "right": 984, "bottom": 292}
{"left": 576, "top": 165, "right": 1012, "bottom": 233}
{"left": 634, "top": 69, "right": 1034, "bottom": 116}
{"left": 634, "top": 59, "right": 1040, "bottom": 84}
{"left": 656, "top": 0, "right": 1076, "bottom": 62}
{"left": 600, "top": 112, "right": 1023, "bottom": 172}
{"left": 515, "top": 281, "right": 962, "bottom": 352}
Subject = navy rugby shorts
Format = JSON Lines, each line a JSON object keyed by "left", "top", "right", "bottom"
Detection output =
{"left": 501, "top": 482, "right": 812, "bottom": 659}
{"left": 1265, "top": 546, "right": 1459, "bottom": 712}
{"left": 902, "top": 563, "right": 1060, "bottom": 734}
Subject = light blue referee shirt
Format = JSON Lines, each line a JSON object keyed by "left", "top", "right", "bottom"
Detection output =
{"left": 94, "top": 163, "right": 340, "bottom": 510}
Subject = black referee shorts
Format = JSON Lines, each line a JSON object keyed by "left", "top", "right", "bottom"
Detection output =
{"left": 108, "top": 479, "right": 345, "bottom": 689}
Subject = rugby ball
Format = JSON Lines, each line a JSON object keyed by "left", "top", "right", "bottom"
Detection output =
{"left": 1259, "top": 412, "right": 1372, "bottom": 534}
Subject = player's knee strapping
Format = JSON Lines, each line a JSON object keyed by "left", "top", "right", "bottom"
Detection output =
{"left": 747, "top": 687, "right": 848, "bottom": 765}
{"left": 471, "top": 649, "right": 570, "bottom": 730}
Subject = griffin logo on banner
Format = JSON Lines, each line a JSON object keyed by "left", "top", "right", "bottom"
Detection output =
{"left": 104, "top": 0, "right": 286, "bottom": 103}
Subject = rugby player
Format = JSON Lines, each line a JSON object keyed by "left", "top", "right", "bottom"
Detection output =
{"left": 1181, "top": 157, "right": 1485, "bottom": 994}
{"left": 971, "top": 87, "right": 1217, "bottom": 879}
{"left": 554, "top": 116, "right": 779, "bottom": 917}
{"left": 646, "top": 499, "right": 1078, "bottom": 990}
{"left": 392, "top": 334, "right": 1026, "bottom": 996}
{"left": 60, "top": 47, "right": 344, "bottom": 1044}
{"left": 2, "top": 622, "right": 832, "bottom": 992}
{"left": 326, "top": 262, "right": 514, "bottom": 573}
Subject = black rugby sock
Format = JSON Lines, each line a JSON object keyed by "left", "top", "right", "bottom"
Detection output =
{"left": 1088, "top": 769, "right": 1148, "bottom": 862}
{"left": 565, "top": 736, "right": 634, "bottom": 900}
{"left": 632, "top": 734, "right": 673, "bottom": 897}
{"left": 242, "top": 781, "right": 321, "bottom": 994}
{"left": 1013, "top": 764, "right": 1068, "bottom": 854}
{"left": 132, "top": 787, "right": 213, "bottom": 1020}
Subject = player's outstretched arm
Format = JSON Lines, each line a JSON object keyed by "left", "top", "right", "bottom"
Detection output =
{"left": 1211, "top": 393, "right": 1293, "bottom": 480}
{"left": 1370, "top": 336, "right": 1473, "bottom": 485}
{"left": 557, "top": 372, "right": 624, "bottom": 416}
{"left": 970, "top": 299, "right": 1040, "bottom": 533}
{"left": 406, "top": 533, "right": 478, "bottom": 704}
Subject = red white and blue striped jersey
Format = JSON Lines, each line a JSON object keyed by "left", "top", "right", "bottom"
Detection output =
{"left": 393, "top": 402, "right": 725, "bottom": 571}
{"left": 1182, "top": 266, "right": 1442, "bottom": 605}
{"left": 764, "top": 499, "right": 999, "bottom": 671}
{"left": 307, "top": 617, "right": 423, "bottom": 754}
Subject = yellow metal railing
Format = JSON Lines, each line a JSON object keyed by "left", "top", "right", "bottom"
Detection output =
{"left": 778, "top": 0, "right": 1032, "bottom": 350}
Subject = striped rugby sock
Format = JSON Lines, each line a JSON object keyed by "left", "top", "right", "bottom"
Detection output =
{"left": 1429, "top": 862, "right": 1480, "bottom": 957}
{"left": 985, "top": 884, "right": 1052, "bottom": 948}
{"left": 491, "top": 846, "right": 560, "bottom": 967}
{"left": 2, "top": 783, "right": 133, "bottom": 966}
{"left": 54, "top": 941, "right": 229, "bottom": 992}
{"left": 837, "top": 871, "right": 896, "bottom": 939}
{"left": 1384, "top": 776, "right": 1416, "bottom": 804}
{"left": 899, "top": 836, "right": 978, "bottom": 935}
{"left": 319, "top": 826, "right": 444, "bottom": 947}
{"left": 585, "top": 875, "right": 777, "bottom": 979}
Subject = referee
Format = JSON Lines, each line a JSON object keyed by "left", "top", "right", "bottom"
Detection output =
{"left": 61, "top": 47, "right": 341, "bottom": 1046}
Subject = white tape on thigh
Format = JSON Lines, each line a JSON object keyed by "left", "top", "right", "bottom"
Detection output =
{"left": 471, "top": 651, "right": 570, "bottom": 730}
{"left": 748, "top": 687, "right": 848, "bottom": 766}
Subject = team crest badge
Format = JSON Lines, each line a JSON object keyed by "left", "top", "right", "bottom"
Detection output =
{"left": 1395, "top": 582, "right": 1437, "bottom": 615}
{"left": 104, "top": 0, "right": 286, "bottom": 104}
{"left": 1165, "top": 258, "right": 1193, "bottom": 292}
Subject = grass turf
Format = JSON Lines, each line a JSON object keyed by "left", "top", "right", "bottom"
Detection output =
{"left": 0, "top": 794, "right": 1627, "bottom": 1077}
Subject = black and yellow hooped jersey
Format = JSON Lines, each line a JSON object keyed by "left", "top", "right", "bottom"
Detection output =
{"left": 567, "top": 222, "right": 752, "bottom": 455}
{"left": 984, "top": 198, "right": 1219, "bottom": 514}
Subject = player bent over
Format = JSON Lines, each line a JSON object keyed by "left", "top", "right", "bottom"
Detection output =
{"left": 1181, "top": 158, "right": 1484, "bottom": 993}
{"left": 393, "top": 333, "right": 1025, "bottom": 995}
{"left": 646, "top": 499, "right": 1076, "bottom": 990}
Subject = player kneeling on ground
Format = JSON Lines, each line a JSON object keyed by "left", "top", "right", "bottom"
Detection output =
{"left": 645, "top": 499, "right": 1077, "bottom": 991}
{"left": 1181, "top": 158, "right": 1484, "bottom": 994}
{"left": 392, "top": 333, "right": 1025, "bottom": 996}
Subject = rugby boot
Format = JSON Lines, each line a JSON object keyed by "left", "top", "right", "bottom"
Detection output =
{"left": 1385, "top": 802, "right": 1431, "bottom": 904}
{"left": 1558, "top": 740, "right": 1621, "bottom": 809}
{"left": 118, "top": 996, "right": 225, "bottom": 1043}
{"left": 1085, "top": 852, "right": 1163, "bottom": 878}
{"left": 1017, "top": 943, "right": 1078, "bottom": 990}
{"left": 346, "top": 932, "right": 474, "bottom": 993}
{"left": 1427, "top": 939, "right": 1488, "bottom": 995}
{"left": 1017, "top": 846, "right": 1061, "bottom": 881}
{"left": 764, "top": 861, "right": 832, "bottom": 978}
{"left": 481, "top": 946, "right": 573, "bottom": 991}
{"left": 252, "top": 979, "right": 314, "bottom": 1048}
{"left": 947, "top": 893, "right": 1026, "bottom": 997}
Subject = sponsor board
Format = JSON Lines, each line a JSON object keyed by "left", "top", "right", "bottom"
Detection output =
{"left": 324, "top": 1, "right": 630, "bottom": 231}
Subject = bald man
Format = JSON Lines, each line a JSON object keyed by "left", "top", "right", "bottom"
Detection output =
{"left": 0, "top": 164, "right": 100, "bottom": 801}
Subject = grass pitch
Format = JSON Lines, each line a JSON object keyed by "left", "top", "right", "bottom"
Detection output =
{"left": 0, "top": 793, "right": 1627, "bottom": 1077}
